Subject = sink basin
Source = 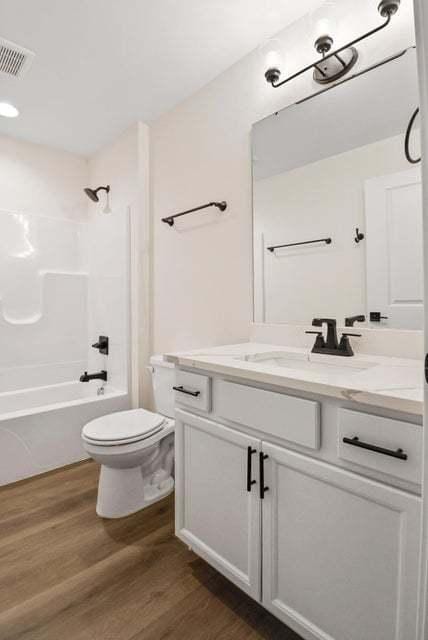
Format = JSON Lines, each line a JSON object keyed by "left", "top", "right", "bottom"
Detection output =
{"left": 238, "top": 351, "right": 377, "bottom": 377}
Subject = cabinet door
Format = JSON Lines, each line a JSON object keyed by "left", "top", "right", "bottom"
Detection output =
{"left": 175, "top": 409, "right": 262, "bottom": 600}
{"left": 262, "top": 442, "right": 421, "bottom": 640}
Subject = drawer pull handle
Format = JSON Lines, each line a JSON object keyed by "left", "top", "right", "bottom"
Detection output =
{"left": 259, "top": 452, "right": 269, "bottom": 499}
{"left": 343, "top": 436, "right": 408, "bottom": 460}
{"left": 247, "top": 447, "right": 257, "bottom": 492}
{"left": 173, "top": 386, "right": 201, "bottom": 398}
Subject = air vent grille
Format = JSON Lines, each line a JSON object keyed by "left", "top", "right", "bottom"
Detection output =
{"left": 0, "top": 38, "right": 34, "bottom": 78}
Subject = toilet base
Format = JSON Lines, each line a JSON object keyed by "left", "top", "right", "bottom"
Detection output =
{"left": 96, "top": 465, "right": 174, "bottom": 519}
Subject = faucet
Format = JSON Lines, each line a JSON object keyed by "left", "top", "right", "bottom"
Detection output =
{"left": 345, "top": 314, "right": 366, "bottom": 327}
{"left": 79, "top": 370, "right": 108, "bottom": 383}
{"left": 311, "top": 318, "right": 339, "bottom": 350}
{"left": 306, "top": 318, "right": 361, "bottom": 357}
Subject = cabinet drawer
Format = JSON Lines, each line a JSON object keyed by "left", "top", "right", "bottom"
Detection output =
{"left": 338, "top": 409, "right": 422, "bottom": 484}
{"left": 174, "top": 370, "right": 211, "bottom": 412}
{"left": 216, "top": 380, "right": 320, "bottom": 449}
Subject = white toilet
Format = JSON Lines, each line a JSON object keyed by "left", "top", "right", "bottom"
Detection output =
{"left": 81, "top": 356, "right": 176, "bottom": 519}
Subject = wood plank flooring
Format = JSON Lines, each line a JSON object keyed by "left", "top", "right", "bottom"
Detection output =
{"left": 0, "top": 461, "right": 301, "bottom": 640}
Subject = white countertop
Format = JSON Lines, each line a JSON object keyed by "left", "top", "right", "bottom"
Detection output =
{"left": 166, "top": 343, "right": 424, "bottom": 416}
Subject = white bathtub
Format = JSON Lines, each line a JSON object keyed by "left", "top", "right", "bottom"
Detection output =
{"left": 0, "top": 381, "right": 130, "bottom": 486}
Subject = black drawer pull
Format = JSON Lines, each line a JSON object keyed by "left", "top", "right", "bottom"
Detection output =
{"left": 343, "top": 436, "right": 408, "bottom": 460}
{"left": 173, "top": 385, "right": 201, "bottom": 398}
{"left": 247, "top": 447, "right": 257, "bottom": 492}
{"left": 259, "top": 452, "right": 269, "bottom": 499}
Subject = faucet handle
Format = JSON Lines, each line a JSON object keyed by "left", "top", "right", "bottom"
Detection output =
{"left": 341, "top": 333, "right": 361, "bottom": 338}
{"left": 306, "top": 330, "right": 325, "bottom": 350}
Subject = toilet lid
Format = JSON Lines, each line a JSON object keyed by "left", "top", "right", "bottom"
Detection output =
{"left": 82, "top": 408, "right": 165, "bottom": 444}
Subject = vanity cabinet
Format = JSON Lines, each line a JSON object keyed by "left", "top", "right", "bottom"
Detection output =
{"left": 175, "top": 410, "right": 262, "bottom": 600}
{"left": 174, "top": 377, "right": 422, "bottom": 640}
{"left": 262, "top": 442, "right": 420, "bottom": 640}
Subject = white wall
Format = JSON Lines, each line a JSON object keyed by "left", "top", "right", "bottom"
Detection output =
{"left": 254, "top": 134, "right": 411, "bottom": 324}
{"left": 150, "top": 0, "right": 416, "bottom": 356}
{"left": 0, "top": 134, "right": 89, "bottom": 391}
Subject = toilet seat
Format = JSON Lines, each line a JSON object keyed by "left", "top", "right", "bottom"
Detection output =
{"left": 82, "top": 408, "right": 167, "bottom": 446}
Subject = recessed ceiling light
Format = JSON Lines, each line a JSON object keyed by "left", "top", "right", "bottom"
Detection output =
{"left": 0, "top": 102, "right": 19, "bottom": 118}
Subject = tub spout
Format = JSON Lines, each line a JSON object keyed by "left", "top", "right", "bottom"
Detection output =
{"left": 79, "top": 370, "right": 107, "bottom": 383}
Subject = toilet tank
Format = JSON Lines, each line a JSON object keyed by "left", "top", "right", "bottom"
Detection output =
{"left": 150, "top": 355, "right": 176, "bottom": 418}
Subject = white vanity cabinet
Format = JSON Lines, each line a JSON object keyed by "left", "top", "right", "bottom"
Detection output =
{"left": 262, "top": 442, "right": 420, "bottom": 640}
{"left": 175, "top": 410, "right": 262, "bottom": 600}
{"left": 174, "top": 374, "right": 422, "bottom": 640}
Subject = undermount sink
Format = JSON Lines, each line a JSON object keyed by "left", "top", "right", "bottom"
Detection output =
{"left": 238, "top": 351, "right": 377, "bottom": 377}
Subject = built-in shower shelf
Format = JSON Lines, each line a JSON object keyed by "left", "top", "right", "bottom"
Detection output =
{"left": 0, "top": 270, "right": 88, "bottom": 326}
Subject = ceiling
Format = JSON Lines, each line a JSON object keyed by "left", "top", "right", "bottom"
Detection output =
{"left": 0, "top": 0, "right": 324, "bottom": 156}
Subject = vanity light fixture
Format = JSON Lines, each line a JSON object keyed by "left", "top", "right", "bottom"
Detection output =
{"left": 265, "top": 0, "right": 400, "bottom": 88}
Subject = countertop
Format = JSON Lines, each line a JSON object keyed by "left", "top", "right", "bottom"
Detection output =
{"left": 166, "top": 343, "right": 423, "bottom": 416}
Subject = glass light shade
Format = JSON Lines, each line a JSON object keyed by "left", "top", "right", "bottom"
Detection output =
{"left": 0, "top": 102, "right": 19, "bottom": 118}
{"left": 261, "top": 38, "right": 282, "bottom": 71}
{"left": 310, "top": 2, "right": 337, "bottom": 40}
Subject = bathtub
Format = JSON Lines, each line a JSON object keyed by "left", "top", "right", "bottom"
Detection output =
{"left": 0, "top": 381, "right": 130, "bottom": 486}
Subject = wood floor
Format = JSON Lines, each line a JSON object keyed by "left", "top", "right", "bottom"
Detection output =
{"left": 0, "top": 461, "right": 301, "bottom": 640}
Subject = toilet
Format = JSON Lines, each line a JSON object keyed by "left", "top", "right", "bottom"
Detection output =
{"left": 81, "top": 356, "right": 175, "bottom": 519}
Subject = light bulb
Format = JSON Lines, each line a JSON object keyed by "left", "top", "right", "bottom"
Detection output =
{"left": 260, "top": 38, "right": 282, "bottom": 85}
{"left": 0, "top": 102, "right": 19, "bottom": 118}
{"left": 261, "top": 38, "right": 282, "bottom": 69}
{"left": 310, "top": 2, "right": 337, "bottom": 41}
{"left": 315, "top": 17, "right": 333, "bottom": 40}
{"left": 266, "top": 48, "right": 281, "bottom": 71}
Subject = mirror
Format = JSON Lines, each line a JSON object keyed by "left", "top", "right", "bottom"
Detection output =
{"left": 252, "top": 48, "right": 422, "bottom": 330}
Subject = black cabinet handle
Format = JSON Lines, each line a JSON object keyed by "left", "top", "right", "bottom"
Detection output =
{"left": 247, "top": 447, "right": 257, "bottom": 492}
{"left": 172, "top": 386, "right": 201, "bottom": 397}
{"left": 343, "top": 436, "right": 408, "bottom": 460}
{"left": 259, "top": 452, "right": 269, "bottom": 499}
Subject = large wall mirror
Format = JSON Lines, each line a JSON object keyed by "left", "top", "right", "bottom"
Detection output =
{"left": 252, "top": 48, "right": 422, "bottom": 330}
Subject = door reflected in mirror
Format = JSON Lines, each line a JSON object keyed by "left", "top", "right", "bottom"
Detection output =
{"left": 252, "top": 48, "right": 422, "bottom": 330}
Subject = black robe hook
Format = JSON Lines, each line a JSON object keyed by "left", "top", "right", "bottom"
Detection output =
{"left": 354, "top": 228, "right": 365, "bottom": 243}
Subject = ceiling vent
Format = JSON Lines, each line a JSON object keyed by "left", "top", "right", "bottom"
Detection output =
{"left": 0, "top": 38, "right": 35, "bottom": 78}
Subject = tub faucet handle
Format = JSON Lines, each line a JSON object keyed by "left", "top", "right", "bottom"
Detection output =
{"left": 91, "top": 336, "right": 109, "bottom": 355}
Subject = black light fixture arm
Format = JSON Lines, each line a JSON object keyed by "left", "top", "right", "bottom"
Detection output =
{"left": 162, "top": 201, "right": 227, "bottom": 227}
{"left": 266, "top": 3, "right": 397, "bottom": 88}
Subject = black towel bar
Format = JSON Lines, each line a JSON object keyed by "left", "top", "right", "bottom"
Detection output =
{"left": 267, "top": 237, "right": 332, "bottom": 252}
{"left": 162, "top": 201, "right": 227, "bottom": 226}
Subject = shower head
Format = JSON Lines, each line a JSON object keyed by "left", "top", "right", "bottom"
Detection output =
{"left": 84, "top": 185, "right": 110, "bottom": 203}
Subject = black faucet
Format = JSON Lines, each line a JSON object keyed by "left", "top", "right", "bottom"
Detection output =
{"left": 345, "top": 314, "right": 366, "bottom": 327}
{"left": 306, "top": 318, "right": 361, "bottom": 357}
{"left": 79, "top": 370, "right": 108, "bottom": 383}
{"left": 311, "top": 318, "right": 339, "bottom": 350}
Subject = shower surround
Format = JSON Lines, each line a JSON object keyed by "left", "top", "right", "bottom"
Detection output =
{"left": 0, "top": 130, "right": 135, "bottom": 485}
{"left": 0, "top": 211, "right": 88, "bottom": 390}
